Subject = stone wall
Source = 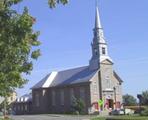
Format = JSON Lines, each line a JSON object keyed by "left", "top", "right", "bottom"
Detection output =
{"left": 32, "top": 83, "right": 91, "bottom": 114}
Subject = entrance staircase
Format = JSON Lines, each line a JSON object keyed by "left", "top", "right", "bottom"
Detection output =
{"left": 99, "top": 110, "right": 109, "bottom": 116}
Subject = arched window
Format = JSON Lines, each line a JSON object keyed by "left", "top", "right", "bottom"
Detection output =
{"left": 106, "top": 79, "right": 111, "bottom": 89}
{"left": 102, "top": 47, "right": 106, "bottom": 55}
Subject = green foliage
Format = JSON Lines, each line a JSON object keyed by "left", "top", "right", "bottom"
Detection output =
{"left": 48, "top": 0, "right": 69, "bottom": 8}
{"left": 140, "top": 107, "right": 148, "bottom": 116}
{"left": 0, "top": 0, "right": 40, "bottom": 96}
{"left": 0, "top": 0, "right": 22, "bottom": 10}
{"left": 71, "top": 97, "right": 85, "bottom": 114}
{"left": 92, "top": 116, "right": 148, "bottom": 120}
{"left": 91, "top": 117, "right": 106, "bottom": 120}
{"left": 141, "top": 90, "right": 148, "bottom": 105}
{"left": 123, "top": 94, "right": 137, "bottom": 106}
{"left": 0, "top": 98, "right": 10, "bottom": 111}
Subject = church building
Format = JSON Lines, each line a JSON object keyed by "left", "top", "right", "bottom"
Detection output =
{"left": 13, "top": 5, "right": 123, "bottom": 114}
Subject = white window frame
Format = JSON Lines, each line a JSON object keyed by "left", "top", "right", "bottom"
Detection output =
{"left": 102, "top": 47, "right": 106, "bottom": 55}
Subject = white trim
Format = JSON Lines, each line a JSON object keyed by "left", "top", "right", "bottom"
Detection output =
{"left": 100, "top": 56, "right": 113, "bottom": 63}
{"left": 104, "top": 88, "right": 113, "bottom": 91}
{"left": 24, "top": 97, "right": 28, "bottom": 102}
{"left": 42, "top": 71, "right": 58, "bottom": 88}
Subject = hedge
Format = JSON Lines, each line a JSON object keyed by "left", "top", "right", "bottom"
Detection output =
{"left": 92, "top": 116, "right": 148, "bottom": 120}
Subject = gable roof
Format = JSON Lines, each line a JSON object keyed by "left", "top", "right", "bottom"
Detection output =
{"left": 113, "top": 71, "right": 123, "bottom": 83}
{"left": 16, "top": 93, "right": 32, "bottom": 103}
{"left": 32, "top": 66, "right": 97, "bottom": 89}
{"left": 100, "top": 56, "right": 113, "bottom": 63}
{"left": 101, "top": 58, "right": 114, "bottom": 64}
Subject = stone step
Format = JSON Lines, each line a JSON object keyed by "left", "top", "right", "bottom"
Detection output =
{"left": 99, "top": 110, "right": 109, "bottom": 116}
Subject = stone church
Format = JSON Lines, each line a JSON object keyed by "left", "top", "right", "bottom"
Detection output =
{"left": 13, "top": 5, "right": 123, "bottom": 114}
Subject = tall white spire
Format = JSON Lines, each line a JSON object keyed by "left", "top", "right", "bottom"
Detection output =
{"left": 95, "top": 6, "right": 102, "bottom": 29}
{"left": 89, "top": 2, "right": 112, "bottom": 70}
{"left": 94, "top": 4, "right": 106, "bottom": 44}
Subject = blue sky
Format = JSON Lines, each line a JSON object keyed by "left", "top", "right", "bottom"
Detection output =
{"left": 15, "top": 0, "right": 148, "bottom": 97}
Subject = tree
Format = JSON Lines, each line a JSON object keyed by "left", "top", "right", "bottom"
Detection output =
{"left": 0, "top": 0, "right": 69, "bottom": 117}
{"left": 141, "top": 90, "right": 148, "bottom": 105}
{"left": 48, "top": 0, "right": 69, "bottom": 8}
{"left": 71, "top": 97, "right": 85, "bottom": 114}
{"left": 0, "top": 0, "right": 71, "bottom": 95}
{"left": 140, "top": 107, "right": 148, "bottom": 116}
{"left": 123, "top": 94, "right": 137, "bottom": 106}
{"left": 0, "top": 98, "right": 10, "bottom": 113}
{"left": 0, "top": 0, "right": 40, "bottom": 96}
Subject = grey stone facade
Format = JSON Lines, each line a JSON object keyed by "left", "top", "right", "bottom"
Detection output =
{"left": 30, "top": 60, "right": 122, "bottom": 114}
{"left": 32, "top": 83, "right": 91, "bottom": 114}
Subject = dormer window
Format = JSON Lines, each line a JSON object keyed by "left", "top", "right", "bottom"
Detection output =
{"left": 102, "top": 47, "right": 106, "bottom": 55}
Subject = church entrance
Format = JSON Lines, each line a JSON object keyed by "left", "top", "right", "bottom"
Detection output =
{"left": 108, "top": 99, "right": 114, "bottom": 109}
{"left": 104, "top": 99, "right": 114, "bottom": 110}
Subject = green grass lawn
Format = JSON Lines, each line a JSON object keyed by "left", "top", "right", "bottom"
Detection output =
{"left": 91, "top": 116, "right": 148, "bottom": 120}
{"left": 91, "top": 117, "right": 106, "bottom": 120}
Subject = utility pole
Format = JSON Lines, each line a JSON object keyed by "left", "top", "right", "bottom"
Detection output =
{"left": 98, "top": 71, "right": 103, "bottom": 111}
{"left": 113, "top": 87, "right": 116, "bottom": 109}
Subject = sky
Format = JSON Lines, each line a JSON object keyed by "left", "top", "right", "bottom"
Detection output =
{"left": 14, "top": 0, "right": 148, "bottom": 97}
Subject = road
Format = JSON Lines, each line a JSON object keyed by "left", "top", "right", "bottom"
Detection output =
{"left": 11, "top": 114, "right": 95, "bottom": 120}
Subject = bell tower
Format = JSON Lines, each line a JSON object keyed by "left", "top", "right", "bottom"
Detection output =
{"left": 89, "top": 4, "right": 112, "bottom": 70}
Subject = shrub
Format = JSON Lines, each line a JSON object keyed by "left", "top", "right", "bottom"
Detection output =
{"left": 123, "top": 94, "right": 137, "bottom": 106}
{"left": 71, "top": 97, "right": 85, "bottom": 114}
{"left": 140, "top": 107, "right": 148, "bottom": 116}
{"left": 92, "top": 116, "right": 148, "bottom": 120}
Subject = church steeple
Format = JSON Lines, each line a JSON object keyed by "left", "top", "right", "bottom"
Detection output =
{"left": 89, "top": 3, "right": 112, "bottom": 70}
{"left": 94, "top": 5, "right": 106, "bottom": 44}
{"left": 95, "top": 6, "right": 102, "bottom": 29}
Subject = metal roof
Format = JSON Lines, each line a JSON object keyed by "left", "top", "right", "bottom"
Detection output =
{"left": 16, "top": 93, "right": 32, "bottom": 103}
{"left": 113, "top": 71, "right": 123, "bottom": 83}
{"left": 32, "top": 66, "right": 97, "bottom": 89}
{"left": 31, "top": 66, "right": 123, "bottom": 89}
